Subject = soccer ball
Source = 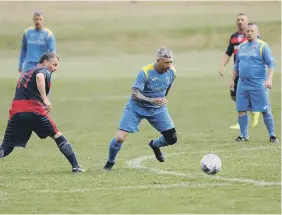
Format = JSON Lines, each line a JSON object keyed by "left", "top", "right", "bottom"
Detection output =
{"left": 200, "top": 154, "right": 221, "bottom": 175}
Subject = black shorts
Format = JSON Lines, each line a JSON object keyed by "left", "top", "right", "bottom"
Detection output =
{"left": 230, "top": 76, "right": 239, "bottom": 97}
{"left": 2, "top": 112, "right": 58, "bottom": 148}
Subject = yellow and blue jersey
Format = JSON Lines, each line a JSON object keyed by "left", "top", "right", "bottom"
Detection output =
{"left": 127, "top": 63, "right": 176, "bottom": 116}
{"left": 234, "top": 39, "right": 275, "bottom": 89}
{"left": 19, "top": 27, "right": 56, "bottom": 70}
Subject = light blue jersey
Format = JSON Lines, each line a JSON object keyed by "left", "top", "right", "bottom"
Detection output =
{"left": 126, "top": 63, "right": 176, "bottom": 116}
{"left": 118, "top": 63, "right": 176, "bottom": 133}
{"left": 234, "top": 39, "right": 275, "bottom": 89}
{"left": 235, "top": 39, "right": 275, "bottom": 112}
{"left": 19, "top": 27, "right": 56, "bottom": 72}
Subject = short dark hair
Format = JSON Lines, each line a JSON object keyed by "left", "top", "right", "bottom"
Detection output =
{"left": 39, "top": 52, "right": 59, "bottom": 63}
{"left": 237, "top": 13, "right": 247, "bottom": 16}
{"left": 248, "top": 22, "right": 257, "bottom": 26}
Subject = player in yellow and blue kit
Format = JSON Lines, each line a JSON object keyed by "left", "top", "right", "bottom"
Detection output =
{"left": 230, "top": 23, "right": 279, "bottom": 143}
{"left": 18, "top": 12, "right": 56, "bottom": 73}
{"left": 220, "top": 13, "right": 261, "bottom": 129}
{"left": 104, "top": 47, "right": 177, "bottom": 170}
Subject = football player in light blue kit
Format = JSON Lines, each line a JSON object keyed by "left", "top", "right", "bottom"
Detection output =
{"left": 18, "top": 12, "right": 56, "bottom": 73}
{"left": 230, "top": 23, "right": 279, "bottom": 143}
{"left": 104, "top": 47, "right": 177, "bottom": 170}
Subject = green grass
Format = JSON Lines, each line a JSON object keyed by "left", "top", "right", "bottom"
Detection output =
{"left": 0, "top": 73, "right": 280, "bottom": 214}
{"left": 0, "top": 1, "right": 280, "bottom": 55}
{"left": 0, "top": 1, "right": 281, "bottom": 214}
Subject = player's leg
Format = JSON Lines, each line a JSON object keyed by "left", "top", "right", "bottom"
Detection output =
{"left": 251, "top": 111, "right": 260, "bottom": 128}
{"left": 229, "top": 76, "right": 240, "bottom": 129}
{"left": 104, "top": 106, "right": 142, "bottom": 170}
{"left": 249, "top": 89, "right": 279, "bottom": 143}
{"left": 32, "top": 113, "right": 84, "bottom": 172}
{"left": 104, "top": 129, "right": 129, "bottom": 170}
{"left": 235, "top": 86, "right": 249, "bottom": 141}
{"left": 247, "top": 84, "right": 260, "bottom": 129}
{"left": 147, "top": 110, "right": 177, "bottom": 162}
{"left": 0, "top": 113, "right": 32, "bottom": 158}
{"left": 0, "top": 145, "right": 14, "bottom": 158}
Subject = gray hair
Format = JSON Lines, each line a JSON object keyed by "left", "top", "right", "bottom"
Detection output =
{"left": 156, "top": 47, "right": 173, "bottom": 60}
{"left": 33, "top": 11, "right": 44, "bottom": 17}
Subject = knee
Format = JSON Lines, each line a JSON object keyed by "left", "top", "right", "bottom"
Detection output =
{"left": 163, "top": 128, "right": 178, "bottom": 145}
{"left": 238, "top": 111, "right": 247, "bottom": 117}
{"left": 53, "top": 131, "right": 62, "bottom": 139}
{"left": 263, "top": 111, "right": 272, "bottom": 117}
{"left": 115, "top": 130, "right": 128, "bottom": 144}
{"left": 116, "top": 135, "right": 125, "bottom": 144}
{"left": 168, "top": 133, "right": 178, "bottom": 145}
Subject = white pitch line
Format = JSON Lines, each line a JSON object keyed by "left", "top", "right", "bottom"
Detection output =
{"left": 37, "top": 182, "right": 231, "bottom": 193}
{"left": 126, "top": 146, "right": 281, "bottom": 186}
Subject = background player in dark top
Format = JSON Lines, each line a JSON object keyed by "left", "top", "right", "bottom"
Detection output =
{"left": 219, "top": 13, "right": 260, "bottom": 129}
{"left": 0, "top": 53, "right": 84, "bottom": 173}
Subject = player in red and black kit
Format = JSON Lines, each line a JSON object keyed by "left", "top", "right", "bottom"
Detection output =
{"left": 219, "top": 13, "right": 260, "bottom": 129}
{"left": 0, "top": 53, "right": 84, "bottom": 173}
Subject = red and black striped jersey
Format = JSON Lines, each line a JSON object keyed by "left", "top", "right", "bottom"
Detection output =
{"left": 225, "top": 31, "right": 247, "bottom": 62}
{"left": 9, "top": 66, "right": 52, "bottom": 118}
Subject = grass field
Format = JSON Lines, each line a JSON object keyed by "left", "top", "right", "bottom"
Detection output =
{"left": 0, "top": 1, "right": 281, "bottom": 214}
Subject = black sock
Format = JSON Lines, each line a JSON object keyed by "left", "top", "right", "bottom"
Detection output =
{"left": 55, "top": 136, "right": 79, "bottom": 168}
{"left": 0, "top": 144, "right": 14, "bottom": 158}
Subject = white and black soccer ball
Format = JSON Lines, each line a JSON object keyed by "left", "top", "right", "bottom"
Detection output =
{"left": 200, "top": 154, "right": 221, "bottom": 175}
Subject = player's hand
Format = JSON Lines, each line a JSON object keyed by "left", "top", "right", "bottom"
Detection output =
{"left": 43, "top": 99, "right": 52, "bottom": 112}
{"left": 265, "top": 80, "right": 272, "bottom": 89}
{"left": 18, "top": 69, "right": 22, "bottom": 73}
{"left": 229, "top": 81, "right": 235, "bottom": 91}
{"left": 152, "top": 98, "right": 168, "bottom": 106}
{"left": 219, "top": 66, "right": 225, "bottom": 76}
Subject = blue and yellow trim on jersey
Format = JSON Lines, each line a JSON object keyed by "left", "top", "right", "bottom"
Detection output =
{"left": 140, "top": 63, "right": 176, "bottom": 80}
{"left": 23, "top": 26, "right": 54, "bottom": 39}
{"left": 24, "top": 26, "right": 34, "bottom": 36}
{"left": 43, "top": 28, "right": 54, "bottom": 39}
{"left": 257, "top": 39, "right": 266, "bottom": 56}
{"left": 140, "top": 63, "right": 154, "bottom": 80}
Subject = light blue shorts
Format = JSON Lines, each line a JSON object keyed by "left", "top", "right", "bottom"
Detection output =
{"left": 119, "top": 106, "right": 175, "bottom": 133}
{"left": 236, "top": 87, "right": 270, "bottom": 112}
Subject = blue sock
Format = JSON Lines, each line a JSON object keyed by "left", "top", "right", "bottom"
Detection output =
{"left": 152, "top": 135, "right": 168, "bottom": 148}
{"left": 108, "top": 138, "right": 122, "bottom": 163}
{"left": 238, "top": 114, "right": 248, "bottom": 138}
{"left": 263, "top": 112, "right": 275, "bottom": 137}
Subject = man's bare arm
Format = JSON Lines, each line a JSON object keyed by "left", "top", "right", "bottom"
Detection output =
{"left": 219, "top": 53, "right": 231, "bottom": 76}
{"left": 131, "top": 88, "right": 153, "bottom": 104}
{"left": 221, "top": 53, "right": 231, "bottom": 67}
{"left": 36, "top": 73, "right": 47, "bottom": 101}
{"left": 36, "top": 73, "right": 52, "bottom": 112}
